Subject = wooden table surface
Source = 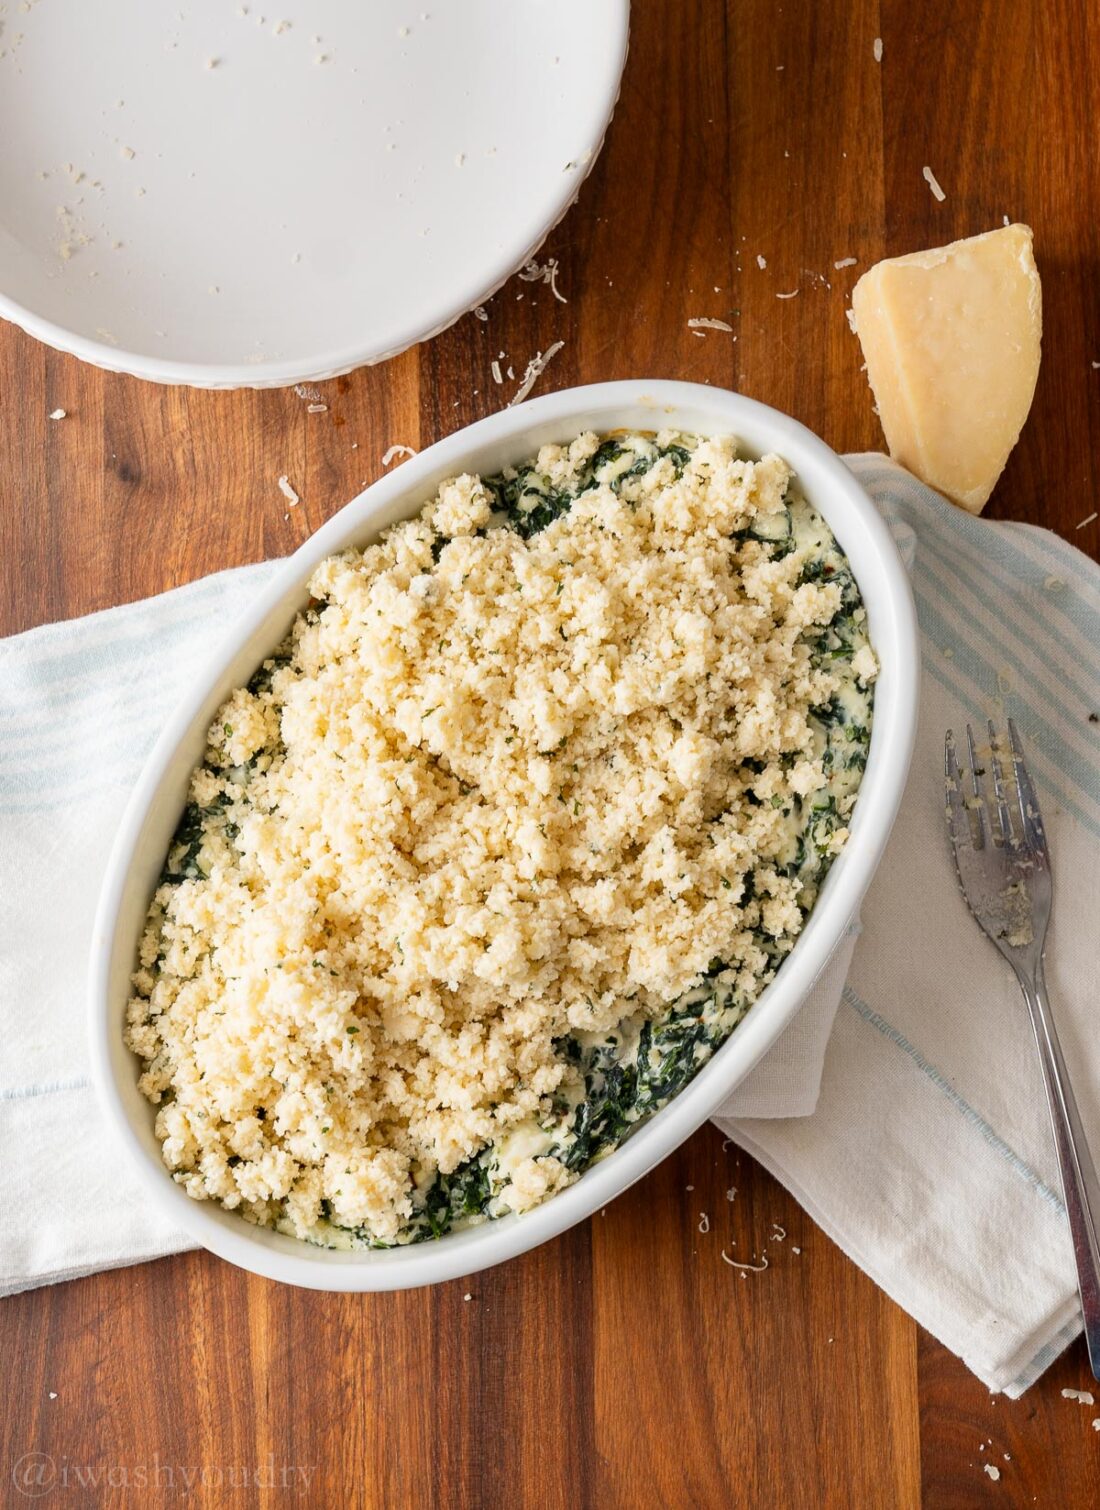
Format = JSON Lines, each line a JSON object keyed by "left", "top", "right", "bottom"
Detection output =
{"left": 3, "top": 1, "right": 1100, "bottom": 1504}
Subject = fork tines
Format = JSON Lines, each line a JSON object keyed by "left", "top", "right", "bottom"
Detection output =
{"left": 1005, "top": 717, "right": 1049, "bottom": 855}
{"left": 944, "top": 720, "right": 1048, "bottom": 859}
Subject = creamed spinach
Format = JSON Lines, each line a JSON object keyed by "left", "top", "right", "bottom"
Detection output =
{"left": 286, "top": 430, "right": 877, "bottom": 1249}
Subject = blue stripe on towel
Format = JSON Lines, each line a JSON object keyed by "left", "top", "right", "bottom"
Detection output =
{"left": 841, "top": 987, "right": 1065, "bottom": 1215}
{"left": 0, "top": 1076, "right": 92, "bottom": 1103}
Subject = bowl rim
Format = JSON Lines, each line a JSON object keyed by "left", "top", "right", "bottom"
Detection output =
{"left": 88, "top": 379, "right": 920, "bottom": 1290}
{"left": 0, "top": 5, "right": 630, "bottom": 390}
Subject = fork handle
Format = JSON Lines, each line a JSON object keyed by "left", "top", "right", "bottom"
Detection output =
{"left": 1018, "top": 958, "right": 1100, "bottom": 1380}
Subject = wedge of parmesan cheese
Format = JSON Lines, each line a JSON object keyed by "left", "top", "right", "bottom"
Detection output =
{"left": 849, "top": 225, "right": 1042, "bottom": 514}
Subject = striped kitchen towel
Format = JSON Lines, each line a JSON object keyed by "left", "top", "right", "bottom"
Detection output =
{"left": 0, "top": 456, "right": 1097, "bottom": 1397}
{"left": 719, "top": 456, "right": 1100, "bottom": 1397}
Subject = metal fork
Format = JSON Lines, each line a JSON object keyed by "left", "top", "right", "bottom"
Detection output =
{"left": 945, "top": 719, "right": 1100, "bottom": 1381}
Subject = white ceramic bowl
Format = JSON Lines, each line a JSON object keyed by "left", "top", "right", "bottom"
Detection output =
{"left": 0, "top": 0, "right": 628, "bottom": 388}
{"left": 90, "top": 381, "right": 919, "bottom": 1289}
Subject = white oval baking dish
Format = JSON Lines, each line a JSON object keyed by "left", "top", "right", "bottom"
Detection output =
{"left": 89, "top": 381, "right": 920, "bottom": 1289}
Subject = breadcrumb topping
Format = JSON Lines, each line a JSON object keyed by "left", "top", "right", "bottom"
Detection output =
{"left": 126, "top": 432, "right": 875, "bottom": 1245}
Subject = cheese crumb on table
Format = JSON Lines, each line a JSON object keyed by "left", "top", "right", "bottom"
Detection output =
{"left": 848, "top": 225, "right": 1042, "bottom": 514}
{"left": 507, "top": 342, "right": 564, "bottom": 407}
{"left": 721, "top": 1251, "right": 770, "bottom": 1273}
{"left": 517, "top": 257, "right": 567, "bottom": 303}
{"left": 922, "top": 165, "right": 946, "bottom": 201}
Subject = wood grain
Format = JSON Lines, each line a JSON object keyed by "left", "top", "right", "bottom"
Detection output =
{"left": 3, "top": 0, "right": 1100, "bottom": 1505}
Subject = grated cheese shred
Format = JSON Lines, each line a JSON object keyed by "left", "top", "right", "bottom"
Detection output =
{"left": 507, "top": 341, "right": 564, "bottom": 407}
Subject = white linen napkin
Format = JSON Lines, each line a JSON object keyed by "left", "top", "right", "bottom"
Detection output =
{"left": 719, "top": 456, "right": 1100, "bottom": 1397}
{"left": 1, "top": 458, "right": 1096, "bottom": 1398}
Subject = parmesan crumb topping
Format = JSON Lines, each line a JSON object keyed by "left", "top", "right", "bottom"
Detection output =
{"left": 127, "top": 432, "right": 875, "bottom": 1247}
